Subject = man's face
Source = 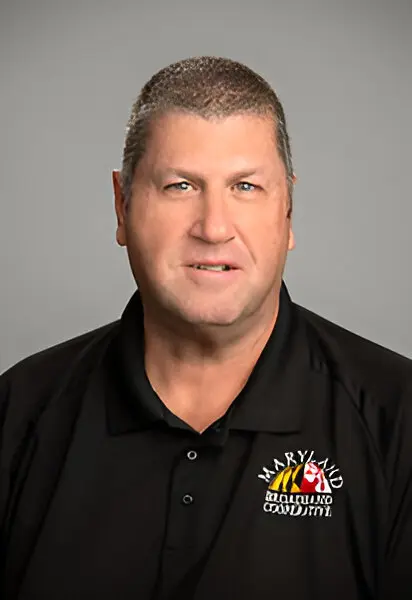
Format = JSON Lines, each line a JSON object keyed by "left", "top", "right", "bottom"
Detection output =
{"left": 114, "top": 112, "right": 295, "bottom": 329}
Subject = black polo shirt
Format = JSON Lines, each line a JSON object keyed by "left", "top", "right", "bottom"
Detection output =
{"left": 1, "top": 282, "right": 412, "bottom": 599}
{"left": 17, "top": 284, "right": 294, "bottom": 600}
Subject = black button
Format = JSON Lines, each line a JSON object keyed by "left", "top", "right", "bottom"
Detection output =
{"left": 187, "top": 450, "right": 198, "bottom": 461}
{"left": 182, "top": 494, "right": 194, "bottom": 505}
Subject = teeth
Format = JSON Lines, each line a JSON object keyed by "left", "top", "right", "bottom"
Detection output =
{"left": 194, "top": 264, "right": 230, "bottom": 271}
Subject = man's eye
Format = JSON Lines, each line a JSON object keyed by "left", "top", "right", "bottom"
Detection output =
{"left": 165, "top": 181, "right": 193, "bottom": 191}
{"left": 236, "top": 181, "right": 257, "bottom": 192}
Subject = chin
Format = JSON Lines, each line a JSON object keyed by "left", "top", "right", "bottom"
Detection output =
{"left": 145, "top": 281, "right": 272, "bottom": 329}
{"left": 184, "top": 312, "right": 241, "bottom": 328}
{"left": 173, "top": 300, "right": 247, "bottom": 328}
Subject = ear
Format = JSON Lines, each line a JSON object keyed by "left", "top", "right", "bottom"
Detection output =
{"left": 288, "top": 227, "right": 295, "bottom": 250}
{"left": 113, "top": 170, "right": 127, "bottom": 247}
{"left": 286, "top": 172, "right": 297, "bottom": 218}
{"left": 288, "top": 226, "right": 295, "bottom": 251}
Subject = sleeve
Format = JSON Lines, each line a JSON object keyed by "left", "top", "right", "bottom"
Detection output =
{"left": 0, "top": 372, "right": 11, "bottom": 571}
{"left": 0, "top": 371, "right": 10, "bottom": 433}
{"left": 379, "top": 385, "right": 412, "bottom": 598}
{"left": 0, "top": 371, "right": 11, "bottom": 496}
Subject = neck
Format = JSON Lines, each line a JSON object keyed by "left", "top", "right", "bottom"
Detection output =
{"left": 142, "top": 298, "right": 280, "bottom": 432}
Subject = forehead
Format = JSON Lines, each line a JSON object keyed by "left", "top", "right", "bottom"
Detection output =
{"left": 142, "top": 111, "right": 280, "bottom": 171}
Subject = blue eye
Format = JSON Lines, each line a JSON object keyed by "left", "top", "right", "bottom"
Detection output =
{"left": 237, "top": 182, "right": 256, "bottom": 192}
{"left": 166, "top": 181, "right": 192, "bottom": 191}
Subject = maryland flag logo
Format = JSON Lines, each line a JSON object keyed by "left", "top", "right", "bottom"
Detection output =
{"left": 258, "top": 450, "right": 343, "bottom": 518}
{"left": 269, "top": 462, "right": 332, "bottom": 494}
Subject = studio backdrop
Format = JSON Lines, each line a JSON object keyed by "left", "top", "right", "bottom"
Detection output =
{"left": 1, "top": 0, "right": 411, "bottom": 372}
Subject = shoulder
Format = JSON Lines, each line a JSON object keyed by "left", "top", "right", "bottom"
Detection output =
{"left": 2, "top": 320, "right": 119, "bottom": 382}
{"left": 0, "top": 320, "right": 120, "bottom": 425}
{"left": 294, "top": 303, "right": 412, "bottom": 405}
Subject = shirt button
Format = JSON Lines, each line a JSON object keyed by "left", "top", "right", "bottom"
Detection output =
{"left": 187, "top": 450, "right": 198, "bottom": 461}
{"left": 182, "top": 494, "right": 194, "bottom": 506}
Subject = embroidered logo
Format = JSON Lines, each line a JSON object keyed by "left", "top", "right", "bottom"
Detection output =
{"left": 258, "top": 450, "right": 343, "bottom": 518}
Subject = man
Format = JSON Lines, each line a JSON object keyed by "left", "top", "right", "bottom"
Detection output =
{"left": 0, "top": 56, "right": 411, "bottom": 600}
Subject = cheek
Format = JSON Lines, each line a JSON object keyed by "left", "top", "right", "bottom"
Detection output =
{"left": 239, "top": 206, "right": 290, "bottom": 258}
{"left": 126, "top": 204, "right": 183, "bottom": 265}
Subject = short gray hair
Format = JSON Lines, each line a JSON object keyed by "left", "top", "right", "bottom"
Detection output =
{"left": 121, "top": 56, "right": 294, "bottom": 207}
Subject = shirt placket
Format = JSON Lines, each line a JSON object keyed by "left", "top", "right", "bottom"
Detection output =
{"left": 157, "top": 443, "right": 205, "bottom": 595}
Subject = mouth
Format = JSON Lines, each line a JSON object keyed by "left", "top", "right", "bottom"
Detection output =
{"left": 189, "top": 264, "right": 236, "bottom": 272}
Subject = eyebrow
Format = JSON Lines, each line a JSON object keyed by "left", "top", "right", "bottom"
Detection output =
{"left": 158, "top": 167, "right": 265, "bottom": 184}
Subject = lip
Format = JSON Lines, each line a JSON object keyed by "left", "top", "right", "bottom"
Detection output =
{"left": 184, "top": 265, "right": 242, "bottom": 284}
{"left": 185, "top": 260, "right": 241, "bottom": 270}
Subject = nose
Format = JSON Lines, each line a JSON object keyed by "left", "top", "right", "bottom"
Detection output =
{"left": 190, "top": 189, "right": 235, "bottom": 244}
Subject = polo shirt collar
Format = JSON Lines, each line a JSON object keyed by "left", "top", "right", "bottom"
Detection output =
{"left": 105, "top": 281, "right": 309, "bottom": 436}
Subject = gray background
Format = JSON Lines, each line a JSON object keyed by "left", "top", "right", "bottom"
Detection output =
{"left": 1, "top": 0, "right": 411, "bottom": 373}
